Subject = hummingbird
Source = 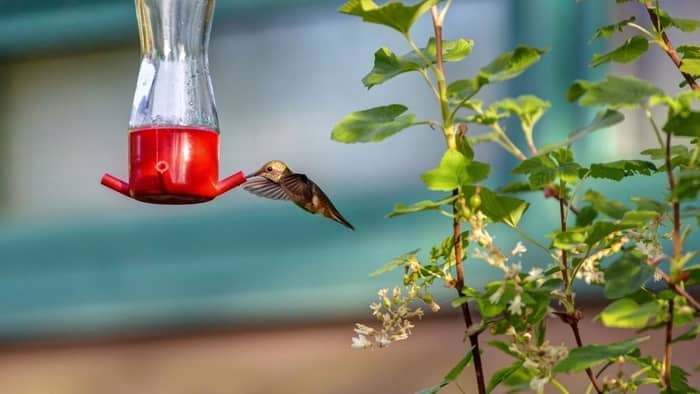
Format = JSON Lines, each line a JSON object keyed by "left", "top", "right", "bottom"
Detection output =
{"left": 244, "top": 160, "right": 355, "bottom": 230}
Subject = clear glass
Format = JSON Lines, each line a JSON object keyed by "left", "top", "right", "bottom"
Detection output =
{"left": 130, "top": 0, "right": 219, "bottom": 130}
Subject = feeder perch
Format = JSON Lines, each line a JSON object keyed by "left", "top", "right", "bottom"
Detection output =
{"left": 101, "top": 0, "right": 245, "bottom": 204}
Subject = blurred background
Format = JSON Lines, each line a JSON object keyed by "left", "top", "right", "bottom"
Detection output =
{"left": 0, "top": 0, "right": 698, "bottom": 393}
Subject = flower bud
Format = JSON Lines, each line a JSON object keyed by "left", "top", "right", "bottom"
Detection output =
{"left": 469, "top": 194, "right": 482, "bottom": 210}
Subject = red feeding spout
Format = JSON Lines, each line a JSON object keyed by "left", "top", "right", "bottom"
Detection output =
{"left": 101, "top": 127, "right": 247, "bottom": 204}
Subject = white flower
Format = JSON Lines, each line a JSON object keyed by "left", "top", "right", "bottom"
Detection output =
{"left": 530, "top": 376, "right": 549, "bottom": 393}
{"left": 351, "top": 335, "right": 372, "bottom": 349}
{"left": 509, "top": 262, "right": 522, "bottom": 277}
{"left": 526, "top": 267, "right": 543, "bottom": 283}
{"left": 430, "top": 301, "right": 441, "bottom": 312}
{"left": 354, "top": 323, "right": 375, "bottom": 336}
{"left": 489, "top": 286, "right": 505, "bottom": 304}
{"left": 511, "top": 241, "right": 527, "bottom": 256}
{"left": 508, "top": 294, "right": 523, "bottom": 315}
{"left": 523, "top": 358, "right": 539, "bottom": 369}
{"left": 377, "top": 334, "right": 392, "bottom": 348}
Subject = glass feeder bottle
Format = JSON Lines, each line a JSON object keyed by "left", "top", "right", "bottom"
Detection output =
{"left": 101, "top": 0, "right": 245, "bottom": 204}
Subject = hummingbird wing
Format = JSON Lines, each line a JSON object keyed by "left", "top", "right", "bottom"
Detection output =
{"left": 242, "top": 177, "right": 290, "bottom": 200}
{"left": 278, "top": 173, "right": 314, "bottom": 202}
{"left": 280, "top": 174, "right": 355, "bottom": 231}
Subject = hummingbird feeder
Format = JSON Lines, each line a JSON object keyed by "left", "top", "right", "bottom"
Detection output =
{"left": 101, "top": 0, "right": 246, "bottom": 204}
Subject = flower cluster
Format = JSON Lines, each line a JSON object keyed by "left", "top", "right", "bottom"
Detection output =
{"left": 506, "top": 326, "right": 569, "bottom": 393}
{"left": 468, "top": 211, "right": 543, "bottom": 315}
{"left": 351, "top": 286, "right": 427, "bottom": 349}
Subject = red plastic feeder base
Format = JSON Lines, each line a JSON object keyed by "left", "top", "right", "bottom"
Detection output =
{"left": 101, "top": 126, "right": 246, "bottom": 204}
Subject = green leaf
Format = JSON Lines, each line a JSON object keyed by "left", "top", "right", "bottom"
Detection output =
{"left": 685, "top": 264, "right": 700, "bottom": 286}
{"left": 492, "top": 95, "right": 550, "bottom": 133}
{"left": 567, "top": 75, "right": 663, "bottom": 109}
{"left": 674, "top": 170, "right": 700, "bottom": 201}
{"left": 680, "top": 59, "right": 700, "bottom": 76}
{"left": 550, "top": 228, "right": 587, "bottom": 250}
{"left": 369, "top": 249, "right": 420, "bottom": 277}
{"left": 591, "top": 17, "right": 636, "bottom": 41}
{"left": 658, "top": 10, "right": 700, "bottom": 33}
{"left": 332, "top": 105, "right": 416, "bottom": 143}
{"left": 447, "top": 78, "right": 480, "bottom": 100}
{"left": 498, "top": 180, "right": 534, "bottom": 194}
{"left": 589, "top": 160, "right": 657, "bottom": 180}
{"left": 478, "top": 45, "right": 547, "bottom": 84}
{"left": 673, "top": 323, "right": 700, "bottom": 343}
{"left": 576, "top": 206, "right": 598, "bottom": 227}
{"left": 421, "top": 150, "right": 490, "bottom": 191}
{"left": 553, "top": 337, "right": 649, "bottom": 373}
{"left": 512, "top": 149, "right": 582, "bottom": 188}
{"left": 664, "top": 111, "right": 700, "bottom": 137}
{"left": 598, "top": 298, "right": 661, "bottom": 329}
{"left": 583, "top": 190, "right": 628, "bottom": 219}
{"left": 678, "top": 45, "right": 700, "bottom": 59}
{"left": 338, "top": 0, "right": 441, "bottom": 35}
{"left": 621, "top": 210, "right": 660, "bottom": 225}
{"left": 465, "top": 186, "right": 529, "bottom": 227}
{"left": 604, "top": 252, "right": 655, "bottom": 299}
{"left": 417, "top": 347, "right": 474, "bottom": 394}
{"left": 388, "top": 195, "right": 458, "bottom": 218}
{"left": 591, "top": 35, "right": 649, "bottom": 67}
{"left": 486, "top": 361, "right": 524, "bottom": 394}
{"left": 585, "top": 221, "right": 634, "bottom": 247}
{"left": 362, "top": 38, "right": 474, "bottom": 88}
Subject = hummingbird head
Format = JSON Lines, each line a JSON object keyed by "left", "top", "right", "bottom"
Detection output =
{"left": 248, "top": 160, "right": 290, "bottom": 182}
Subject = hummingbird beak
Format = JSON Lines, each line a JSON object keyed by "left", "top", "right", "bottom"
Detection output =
{"left": 245, "top": 169, "right": 261, "bottom": 178}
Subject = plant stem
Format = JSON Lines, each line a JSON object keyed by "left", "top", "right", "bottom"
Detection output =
{"left": 644, "top": 1, "right": 699, "bottom": 91}
{"left": 551, "top": 378, "right": 571, "bottom": 394}
{"left": 452, "top": 200, "right": 486, "bottom": 394}
{"left": 649, "top": 263, "right": 700, "bottom": 310}
{"left": 430, "top": 6, "right": 486, "bottom": 394}
{"left": 662, "top": 121, "right": 678, "bottom": 388}
{"left": 558, "top": 191, "right": 603, "bottom": 394}
{"left": 664, "top": 298, "right": 674, "bottom": 388}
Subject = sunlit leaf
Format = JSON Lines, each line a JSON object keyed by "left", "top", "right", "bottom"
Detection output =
{"left": 478, "top": 45, "right": 547, "bottom": 84}
{"left": 512, "top": 149, "right": 582, "bottom": 188}
{"left": 421, "top": 150, "right": 490, "bottom": 191}
{"left": 567, "top": 75, "right": 663, "bottom": 108}
{"left": 369, "top": 249, "right": 420, "bottom": 277}
{"left": 590, "top": 35, "right": 649, "bottom": 67}
{"left": 553, "top": 337, "right": 649, "bottom": 373}
{"left": 585, "top": 220, "right": 634, "bottom": 247}
{"left": 388, "top": 195, "right": 458, "bottom": 218}
{"left": 598, "top": 298, "right": 661, "bottom": 329}
{"left": 363, "top": 38, "right": 474, "bottom": 88}
{"left": 680, "top": 59, "right": 700, "bottom": 76}
{"left": 591, "top": 17, "right": 636, "bottom": 41}
{"left": 491, "top": 95, "right": 550, "bottom": 133}
{"left": 332, "top": 105, "right": 416, "bottom": 143}
{"left": 339, "top": 0, "right": 442, "bottom": 34}
{"left": 464, "top": 186, "right": 530, "bottom": 227}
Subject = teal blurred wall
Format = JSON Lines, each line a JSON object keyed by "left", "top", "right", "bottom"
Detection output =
{"left": 0, "top": 0, "right": 619, "bottom": 341}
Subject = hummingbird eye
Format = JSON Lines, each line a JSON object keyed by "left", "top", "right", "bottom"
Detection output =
{"left": 266, "top": 166, "right": 273, "bottom": 172}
